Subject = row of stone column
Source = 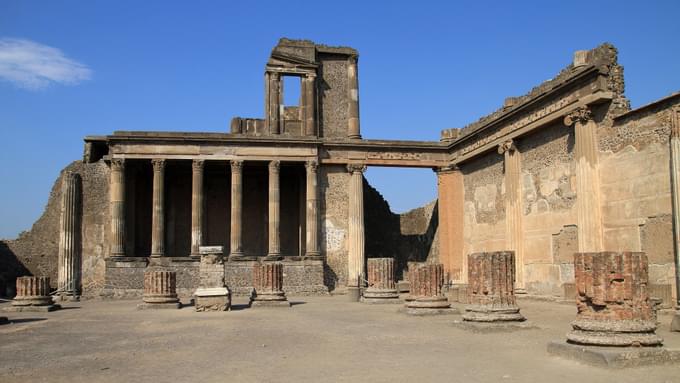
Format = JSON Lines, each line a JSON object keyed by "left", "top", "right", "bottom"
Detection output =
{"left": 109, "top": 159, "right": 320, "bottom": 259}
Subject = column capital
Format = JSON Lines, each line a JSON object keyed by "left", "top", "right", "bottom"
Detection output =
{"left": 305, "top": 160, "right": 318, "bottom": 173}
{"left": 270, "top": 71, "right": 280, "bottom": 81}
{"left": 192, "top": 159, "right": 205, "bottom": 171}
{"left": 111, "top": 158, "right": 125, "bottom": 171}
{"left": 306, "top": 72, "right": 317, "bottom": 80}
{"left": 230, "top": 160, "right": 243, "bottom": 172}
{"left": 563, "top": 106, "right": 593, "bottom": 126}
{"left": 671, "top": 106, "right": 680, "bottom": 139}
{"left": 347, "top": 163, "right": 366, "bottom": 174}
{"left": 269, "top": 160, "right": 281, "bottom": 173}
{"left": 151, "top": 159, "right": 166, "bottom": 172}
{"left": 497, "top": 139, "right": 517, "bottom": 155}
{"left": 434, "top": 165, "right": 459, "bottom": 174}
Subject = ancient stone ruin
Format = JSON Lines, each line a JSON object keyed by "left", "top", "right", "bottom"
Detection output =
{"left": 195, "top": 246, "right": 231, "bottom": 312}
{"left": 361, "top": 257, "right": 400, "bottom": 303}
{"left": 6, "top": 276, "right": 60, "bottom": 312}
{"left": 567, "top": 252, "right": 662, "bottom": 346}
{"left": 0, "top": 38, "right": 678, "bottom": 349}
{"left": 405, "top": 263, "right": 454, "bottom": 315}
{"left": 251, "top": 262, "right": 290, "bottom": 307}
{"left": 463, "top": 251, "right": 525, "bottom": 322}
{"left": 138, "top": 270, "right": 181, "bottom": 309}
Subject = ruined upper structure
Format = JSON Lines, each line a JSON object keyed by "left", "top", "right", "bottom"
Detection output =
{"left": 230, "top": 38, "right": 361, "bottom": 139}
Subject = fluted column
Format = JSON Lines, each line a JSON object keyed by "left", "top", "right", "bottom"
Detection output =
{"left": 304, "top": 73, "right": 316, "bottom": 136}
{"left": 230, "top": 160, "right": 244, "bottom": 258}
{"left": 347, "top": 56, "right": 361, "bottom": 139}
{"left": 151, "top": 159, "right": 165, "bottom": 257}
{"left": 267, "top": 160, "right": 281, "bottom": 259}
{"left": 669, "top": 107, "right": 680, "bottom": 331}
{"left": 58, "top": 171, "right": 81, "bottom": 296}
{"left": 564, "top": 107, "right": 603, "bottom": 252}
{"left": 305, "top": 160, "right": 320, "bottom": 257}
{"left": 191, "top": 159, "right": 205, "bottom": 256}
{"left": 498, "top": 140, "right": 525, "bottom": 291}
{"left": 362, "top": 258, "right": 399, "bottom": 302}
{"left": 269, "top": 72, "right": 281, "bottom": 135}
{"left": 110, "top": 159, "right": 126, "bottom": 256}
{"left": 347, "top": 164, "right": 366, "bottom": 299}
{"left": 140, "top": 270, "right": 180, "bottom": 309}
{"left": 405, "top": 263, "right": 452, "bottom": 312}
{"left": 251, "top": 262, "right": 290, "bottom": 306}
{"left": 12, "top": 277, "right": 54, "bottom": 307}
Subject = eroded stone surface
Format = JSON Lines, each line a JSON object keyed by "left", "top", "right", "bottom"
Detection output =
{"left": 141, "top": 270, "right": 180, "bottom": 308}
{"left": 362, "top": 258, "right": 399, "bottom": 303}
{"left": 251, "top": 262, "right": 290, "bottom": 307}
{"left": 405, "top": 263, "right": 453, "bottom": 314}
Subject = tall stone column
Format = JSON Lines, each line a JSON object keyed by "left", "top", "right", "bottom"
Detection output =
{"left": 110, "top": 159, "right": 126, "bottom": 256}
{"left": 190, "top": 159, "right": 205, "bottom": 256}
{"left": 304, "top": 73, "right": 316, "bottom": 136}
{"left": 564, "top": 107, "right": 603, "bottom": 252}
{"left": 669, "top": 107, "right": 680, "bottom": 331}
{"left": 150, "top": 159, "right": 166, "bottom": 258}
{"left": 498, "top": 140, "right": 525, "bottom": 291}
{"left": 305, "top": 160, "right": 320, "bottom": 258}
{"left": 436, "top": 166, "right": 465, "bottom": 283}
{"left": 230, "top": 160, "right": 244, "bottom": 258}
{"left": 264, "top": 71, "right": 270, "bottom": 130}
{"left": 347, "top": 56, "right": 361, "bottom": 139}
{"left": 347, "top": 163, "right": 366, "bottom": 301}
{"left": 269, "top": 72, "right": 281, "bottom": 135}
{"left": 58, "top": 171, "right": 81, "bottom": 298}
{"left": 463, "top": 251, "right": 525, "bottom": 322}
{"left": 267, "top": 160, "right": 281, "bottom": 260}
{"left": 567, "top": 252, "right": 661, "bottom": 346}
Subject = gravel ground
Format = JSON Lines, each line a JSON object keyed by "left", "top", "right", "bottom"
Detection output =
{"left": 1, "top": 295, "right": 679, "bottom": 383}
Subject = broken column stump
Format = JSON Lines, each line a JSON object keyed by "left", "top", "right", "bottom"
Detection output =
{"left": 547, "top": 252, "right": 676, "bottom": 367}
{"left": 361, "top": 258, "right": 400, "bottom": 303}
{"left": 403, "top": 261, "right": 422, "bottom": 302}
{"left": 463, "top": 251, "right": 525, "bottom": 322}
{"left": 405, "top": 263, "right": 456, "bottom": 315}
{"left": 195, "top": 246, "right": 231, "bottom": 312}
{"left": 250, "top": 262, "right": 290, "bottom": 307}
{"left": 137, "top": 270, "right": 181, "bottom": 309}
{"left": 4, "top": 276, "right": 60, "bottom": 312}
{"left": 567, "top": 252, "right": 662, "bottom": 346}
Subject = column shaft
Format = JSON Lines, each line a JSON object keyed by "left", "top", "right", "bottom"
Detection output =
{"left": 305, "top": 160, "right": 320, "bottom": 257}
{"left": 499, "top": 140, "right": 525, "bottom": 290}
{"left": 268, "top": 160, "right": 281, "bottom": 258}
{"left": 565, "top": 107, "right": 603, "bottom": 252}
{"left": 151, "top": 159, "right": 165, "bottom": 257}
{"left": 436, "top": 167, "right": 465, "bottom": 283}
{"left": 191, "top": 160, "right": 204, "bottom": 256}
{"left": 669, "top": 107, "right": 680, "bottom": 310}
{"left": 347, "top": 57, "right": 361, "bottom": 139}
{"left": 58, "top": 171, "right": 81, "bottom": 296}
{"left": 269, "top": 73, "right": 280, "bottom": 135}
{"left": 347, "top": 164, "right": 366, "bottom": 287}
{"left": 304, "top": 74, "right": 316, "bottom": 136}
{"left": 230, "top": 160, "right": 244, "bottom": 257}
{"left": 110, "top": 159, "right": 126, "bottom": 256}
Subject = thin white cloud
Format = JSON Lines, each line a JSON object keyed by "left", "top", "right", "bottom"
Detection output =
{"left": 0, "top": 38, "right": 92, "bottom": 90}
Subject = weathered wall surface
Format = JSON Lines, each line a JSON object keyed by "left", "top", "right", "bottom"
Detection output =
{"left": 320, "top": 165, "right": 350, "bottom": 291}
{"left": 598, "top": 96, "right": 680, "bottom": 306}
{"left": 318, "top": 55, "right": 349, "bottom": 139}
{"left": 518, "top": 121, "right": 578, "bottom": 296}
{"left": 0, "top": 160, "right": 109, "bottom": 298}
{"left": 461, "top": 151, "right": 506, "bottom": 257}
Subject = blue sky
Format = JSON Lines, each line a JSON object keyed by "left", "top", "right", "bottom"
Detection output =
{"left": 1, "top": 1, "right": 679, "bottom": 239}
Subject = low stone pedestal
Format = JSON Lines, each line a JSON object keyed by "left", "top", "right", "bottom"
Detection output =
{"left": 405, "top": 264, "right": 456, "bottom": 315}
{"left": 463, "top": 251, "right": 525, "bottom": 323}
{"left": 195, "top": 246, "right": 231, "bottom": 312}
{"left": 565, "top": 252, "right": 662, "bottom": 347}
{"left": 361, "top": 258, "right": 399, "bottom": 304}
{"left": 251, "top": 262, "right": 290, "bottom": 307}
{"left": 4, "top": 276, "right": 60, "bottom": 313}
{"left": 137, "top": 270, "right": 181, "bottom": 310}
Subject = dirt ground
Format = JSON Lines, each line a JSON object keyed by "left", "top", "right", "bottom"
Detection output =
{"left": 1, "top": 295, "right": 679, "bottom": 383}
